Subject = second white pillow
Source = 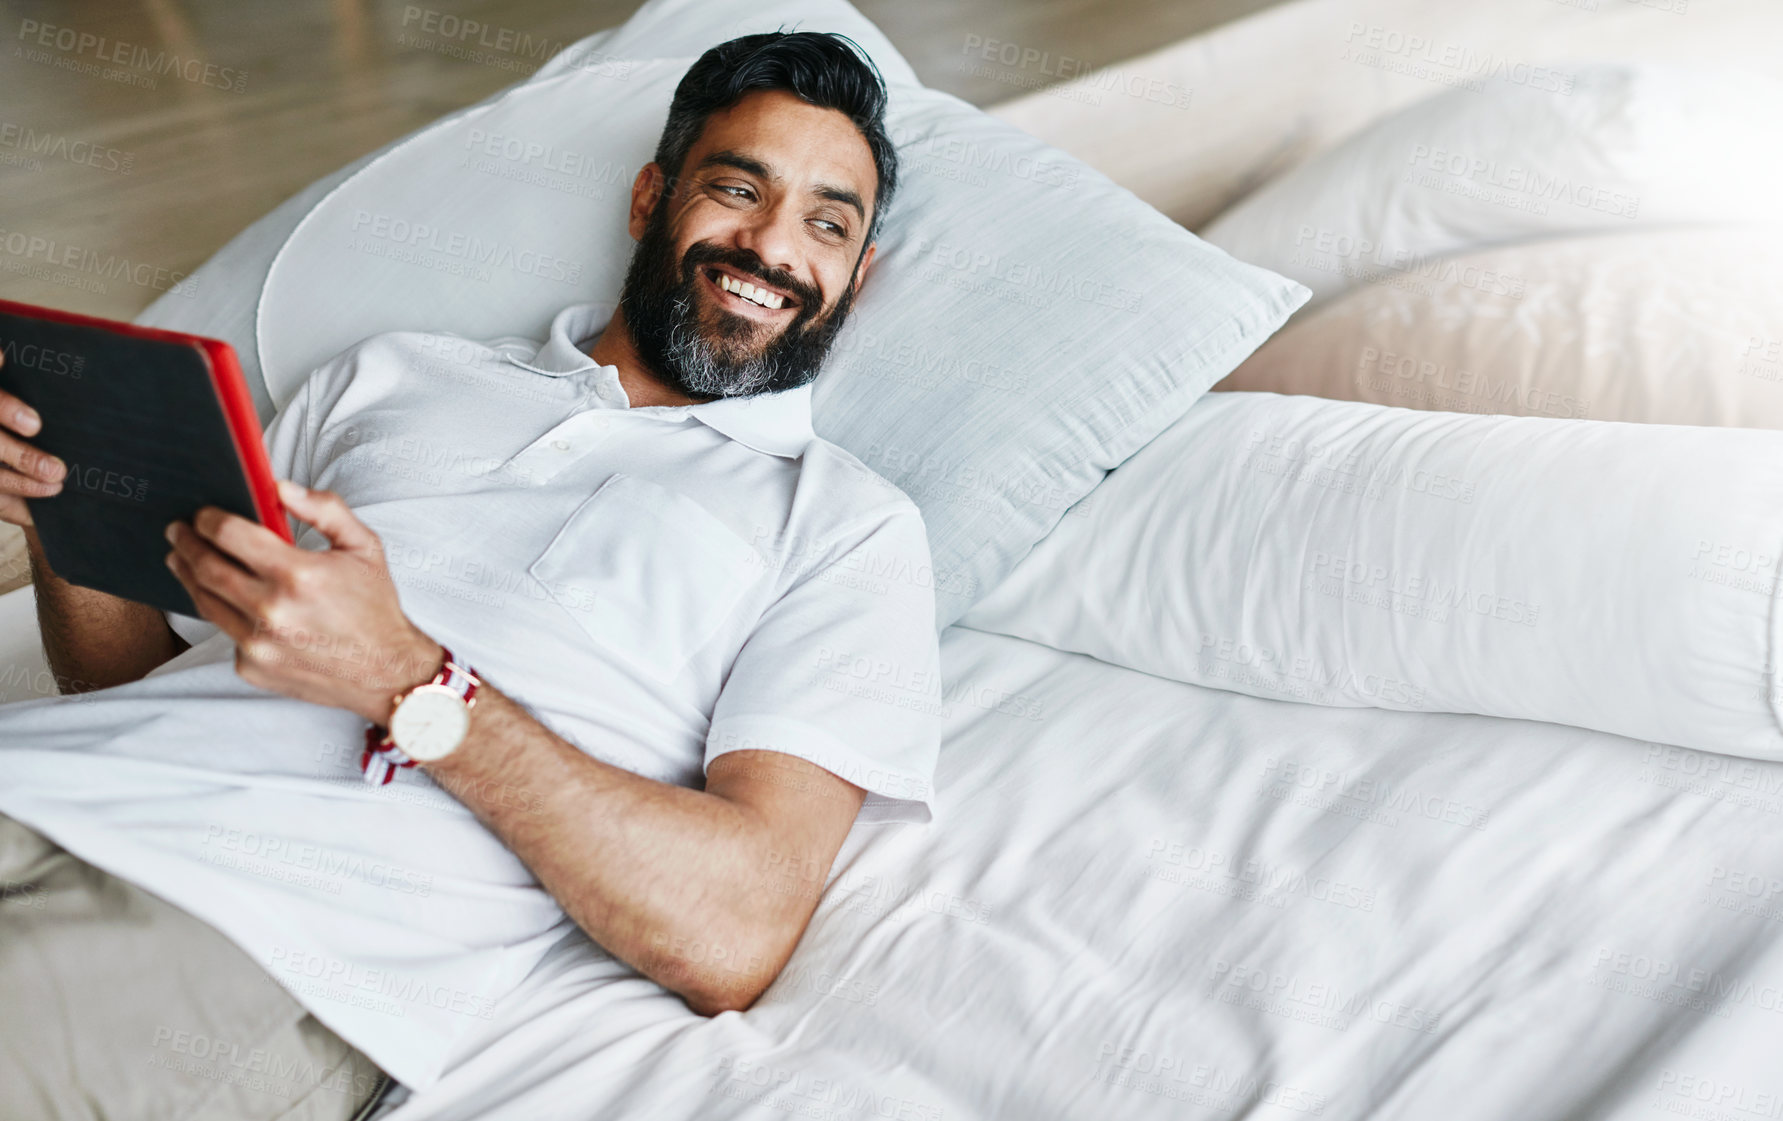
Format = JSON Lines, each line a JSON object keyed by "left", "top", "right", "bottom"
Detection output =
{"left": 1200, "top": 64, "right": 1783, "bottom": 309}
{"left": 961, "top": 391, "right": 1783, "bottom": 761}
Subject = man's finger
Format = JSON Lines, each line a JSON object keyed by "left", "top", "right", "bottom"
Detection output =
{"left": 166, "top": 529, "right": 267, "bottom": 617}
{"left": 0, "top": 387, "right": 44, "bottom": 437}
{"left": 276, "top": 480, "right": 379, "bottom": 553}
{"left": 0, "top": 431, "right": 64, "bottom": 486}
{"left": 0, "top": 465, "right": 57, "bottom": 507}
{"left": 166, "top": 551, "right": 255, "bottom": 641}
{"left": 188, "top": 505, "right": 296, "bottom": 578}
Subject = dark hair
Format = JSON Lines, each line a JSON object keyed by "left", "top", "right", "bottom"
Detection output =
{"left": 653, "top": 31, "right": 899, "bottom": 246}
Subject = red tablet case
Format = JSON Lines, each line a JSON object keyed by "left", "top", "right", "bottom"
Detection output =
{"left": 0, "top": 298, "right": 291, "bottom": 616}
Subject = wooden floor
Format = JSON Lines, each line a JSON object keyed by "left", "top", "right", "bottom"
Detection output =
{"left": 0, "top": 0, "right": 1284, "bottom": 321}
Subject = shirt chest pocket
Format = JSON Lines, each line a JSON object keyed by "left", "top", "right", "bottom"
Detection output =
{"left": 527, "top": 473, "right": 762, "bottom": 683}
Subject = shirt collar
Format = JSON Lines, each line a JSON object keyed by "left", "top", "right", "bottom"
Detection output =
{"left": 510, "top": 300, "right": 815, "bottom": 461}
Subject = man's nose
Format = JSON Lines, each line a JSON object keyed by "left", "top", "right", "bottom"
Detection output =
{"left": 730, "top": 199, "right": 801, "bottom": 281}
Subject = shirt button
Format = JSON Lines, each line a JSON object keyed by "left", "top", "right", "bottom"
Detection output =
{"left": 551, "top": 439, "right": 570, "bottom": 451}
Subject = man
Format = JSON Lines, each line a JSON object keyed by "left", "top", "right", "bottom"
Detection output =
{"left": 0, "top": 31, "right": 939, "bottom": 1121}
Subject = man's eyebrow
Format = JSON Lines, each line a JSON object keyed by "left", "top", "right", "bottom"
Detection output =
{"left": 696, "top": 149, "right": 867, "bottom": 224}
{"left": 697, "top": 149, "right": 772, "bottom": 180}
{"left": 812, "top": 183, "right": 866, "bottom": 223}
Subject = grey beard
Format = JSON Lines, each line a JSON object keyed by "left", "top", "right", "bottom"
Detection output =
{"left": 652, "top": 289, "right": 798, "bottom": 398}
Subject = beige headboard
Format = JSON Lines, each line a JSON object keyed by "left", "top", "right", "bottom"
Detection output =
{"left": 987, "top": 0, "right": 1783, "bottom": 232}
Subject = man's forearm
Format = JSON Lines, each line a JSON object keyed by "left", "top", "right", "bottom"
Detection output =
{"left": 26, "top": 526, "right": 188, "bottom": 693}
{"left": 151, "top": 485, "right": 863, "bottom": 1013}
{"left": 423, "top": 681, "right": 836, "bottom": 1014}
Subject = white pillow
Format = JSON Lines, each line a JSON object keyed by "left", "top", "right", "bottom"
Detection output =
{"left": 129, "top": 26, "right": 619, "bottom": 419}
{"left": 961, "top": 391, "right": 1783, "bottom": 761}
{"left": 131, "top": 0, "right": 905, "bottom": 416}
{"left": 256, "top": 15, "right": 1308, "bottom": 626}
{"left": 1217, "top": 225, "right": 1783, "bottom": 428}
{"left": 133, "top": 152, "right": 382, "bottom": 421}
{"left": 1200, "top": 64, "right": 1783, "bottom": 309}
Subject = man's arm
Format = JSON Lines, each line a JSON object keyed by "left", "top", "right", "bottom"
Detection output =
{"left": 422, "top": 680, "right": 865, "bottom": 1014}
{"left": 164, "top": 481, "right": 871, "bottom": 1015}
{"left": 26, "top": 526, "right": 190, "bottom": 693}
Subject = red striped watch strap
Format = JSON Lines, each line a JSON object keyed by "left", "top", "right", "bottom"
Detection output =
{"left": 360, "top": 645, "right": 480, "bottom": 785}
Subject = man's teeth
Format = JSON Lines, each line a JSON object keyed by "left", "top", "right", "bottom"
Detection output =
{"left": 718, "top": 272, "right": 786, "bottom": 310}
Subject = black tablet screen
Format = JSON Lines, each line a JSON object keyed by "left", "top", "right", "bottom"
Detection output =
{"left": 0, "top": 309, "right": 263, "bottom": 617}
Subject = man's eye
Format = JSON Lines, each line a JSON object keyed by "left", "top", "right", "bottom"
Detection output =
{"left": 717, "top": 185, "right": 753, "bottom": 200}
{"left": 812, "top": 219, "right": 845, "bottom": 236}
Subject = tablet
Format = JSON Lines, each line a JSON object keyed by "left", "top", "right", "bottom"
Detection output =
{"left": 0, "top": 298, "right": 290, "bottom": 617}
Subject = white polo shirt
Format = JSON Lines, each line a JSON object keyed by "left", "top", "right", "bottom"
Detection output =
{"left": 0, "top": 301, "right": 942, "bottom": 1089}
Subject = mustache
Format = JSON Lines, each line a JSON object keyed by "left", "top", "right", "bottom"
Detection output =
{"left": 680, "top": 242, "right": 823, "bottom": 312}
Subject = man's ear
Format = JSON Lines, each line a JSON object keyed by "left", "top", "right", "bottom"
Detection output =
{"left": 628, "top": 163, "right": 667, "bottom": 240}
{"left": 851, "top": 242, "right": 878, "bottom": 297}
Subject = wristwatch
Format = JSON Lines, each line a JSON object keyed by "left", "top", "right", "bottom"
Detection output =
{"left": 360, "top": 645, "right": 482, "bottom": 785}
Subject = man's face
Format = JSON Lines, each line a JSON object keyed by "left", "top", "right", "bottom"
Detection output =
{"left": 619, "top": 89, "right": 880, "bottom": 398}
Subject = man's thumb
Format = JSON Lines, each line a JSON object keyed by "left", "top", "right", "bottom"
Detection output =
{"left": 276, "top": 479, "right": 378, "bottom": 552}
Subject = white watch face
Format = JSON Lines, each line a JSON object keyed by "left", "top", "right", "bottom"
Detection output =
{"left": 389, "top": 684, "right": 471, "bottom": 762}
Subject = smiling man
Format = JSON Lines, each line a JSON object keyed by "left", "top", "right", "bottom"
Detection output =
{"left": 0, "top": 31, "right": 938, "bottom": 1121}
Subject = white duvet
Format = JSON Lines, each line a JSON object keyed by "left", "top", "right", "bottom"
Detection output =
{"left": 373, "top": 624, "right": 1783, "bottom": 1120}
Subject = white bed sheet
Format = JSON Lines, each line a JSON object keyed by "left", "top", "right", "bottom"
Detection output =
{"left": 372, "top": 624, "right": 1783, "bottom": 1120}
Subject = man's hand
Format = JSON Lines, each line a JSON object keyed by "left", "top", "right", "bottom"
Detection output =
{"left": 0, "top": 365, "right": 66, "bottom": 528}
{"left": 164, "top": 478, "right": 443, "bottom": 723}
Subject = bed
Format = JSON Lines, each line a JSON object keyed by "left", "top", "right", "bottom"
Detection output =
{"left": 4, "top": 1, "right": 1783, "bottom": 1118}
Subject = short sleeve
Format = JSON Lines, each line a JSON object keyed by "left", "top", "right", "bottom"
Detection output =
{"left": 163, "top": 375, "right": 318, "bottom": 647}
{"left": 705, "top": 503, "right": 943, "bottom": 825}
